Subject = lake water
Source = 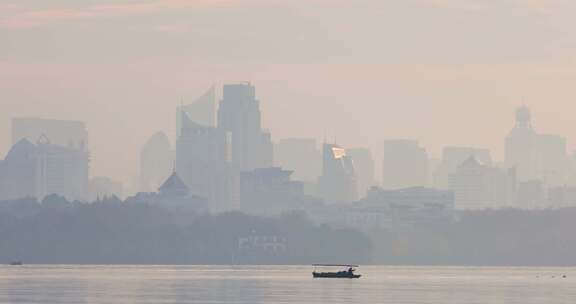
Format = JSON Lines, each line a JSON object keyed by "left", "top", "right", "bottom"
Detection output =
{"left": 0, "top": 265, "right": 574, "bottom": 303}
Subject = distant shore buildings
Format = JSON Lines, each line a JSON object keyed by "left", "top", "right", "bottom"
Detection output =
{"left": 0, "top": 118, "right": 90, "bottom": 202}
{"left": 3, "top": 89, "right": 576, "bottom": 233}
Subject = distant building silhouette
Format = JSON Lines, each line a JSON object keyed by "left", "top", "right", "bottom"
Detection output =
{"left": 240, "top": 167, "right": 308, "bottom": 215}
{"left": 139, "top": 132, "right": 173, "bottom": 193}
{"left": 346, "top": 186, "right": 454, "bottom": 231}
{"left": 6, "top": 117, "right": 90, "bottom": 201}
{"left": 433, "top": 146, "right": 492, "bottom": 189}
{"left": 505, "top": 106, "right": 539, "bottom": 182}
{"left": 0, "top": 139, "right": 42, "bottom": 200}
{"left": 318, "top": 143, "right": 357, "bottom": 204}
{"left": 347, "top": 148, "right": 375, "bottom": 198}
{"left": 127, "top": 171, "right": 208, "bottom": 213}
{"left": 382, "top": 140, "right": 428, "bottom": 190}
{"left": 274, "top": 138, "right": 321, "bottom": 182}
{"left": 12, "top": 117, "right": 88, "bottom": 151}
{"left": 537, "top": 134, "right": 568, "bottom": 187}
{"left": 217, "top": 83, "right": 273, "bottom": 171}
{"left": 176, "top": 86, "right": 217, "bottom": 137}
{"left": 449, "top": 156, "right": 516, "bottom": 210}
{"left": 176, "top": 112, "right": 238, "bottom": 212}
{"left": 37, "top": 141, "right": 89, "bottom": 201}
{"left": 0, "top": 138, "right": 89, "bottom": 201}
{"left": 505, "top": 106, "right": 569, "bottom": 188}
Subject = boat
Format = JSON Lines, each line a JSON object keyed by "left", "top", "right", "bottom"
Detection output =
{"left": 9, "top": 261, "right": 23, "bottom": 266}
{"left": 312, "top": 264, "right": 361, "bottom": 279}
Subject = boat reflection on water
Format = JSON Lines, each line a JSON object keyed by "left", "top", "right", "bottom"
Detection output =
{"left": 312, "top": 264, "right": 361, "bottom": 279}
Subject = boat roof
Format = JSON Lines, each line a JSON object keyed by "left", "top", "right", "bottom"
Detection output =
{"left": 312, "top": 264, "right": 359, "bottom": 267}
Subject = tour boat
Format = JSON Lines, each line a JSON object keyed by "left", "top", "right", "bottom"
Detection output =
{"left": 312, "top": 264, "right": 361, "bottom": 279}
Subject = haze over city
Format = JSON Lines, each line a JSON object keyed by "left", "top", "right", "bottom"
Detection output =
{"left": 4, "top": 2, "right": 576, "bottom": 303}
{"left": 4, "top": 0, "right": 576, "bottom": 185}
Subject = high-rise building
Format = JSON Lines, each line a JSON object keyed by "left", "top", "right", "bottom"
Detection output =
{"left": 259, "top": 130, "right": 274, "bottom": 168}
{"left": 0, "top": 139, "right": 42, "bottom": 200}
{"left": 37, "top": 142, "right": 89, "bottom": 201}
{"left": 217, "top": 82, "right": 273, "bottom": 171}
{"left": 176, "top": 86, "right": 217, "bottom": 137}
{"left": 449, "top": 156, "right": 516, "bottom": 210}
{"left": 537, "top": 134, "right": 567, "bottom": 187}
{"left": 433, "top": 146, "right": 492, "bottom": 189}
{"left": 12, "top": 117, "right": 88, "bottom": 151}
{"left": 176, "top": 112, "right": 238, "bottom": 212}
{"left": 8, "top": 118, "right": 90, "bottom": 201}
{"left": 382, "top": 140, "right": 428, "bottom": 190}
{"left": 0, "top": 138, "right": 89, "bottom": 202}
{"left": 318, "top": 143, "right": 357, "bottom": 204}
{"left": 139, "top": 132, "right": 173, "bottom": 193}
{"left": 505, "top": 106, "right": 539, "bottom": 182}
{"left": 347, "top": 148, "right": 375, "bottom": 198}
{"left": 274, "top": 138, "right": 321, "bottom": 182}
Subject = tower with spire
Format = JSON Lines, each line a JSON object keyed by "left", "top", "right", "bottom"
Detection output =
{"left": 505, "top": 105, "right": 538, "bottom": 182}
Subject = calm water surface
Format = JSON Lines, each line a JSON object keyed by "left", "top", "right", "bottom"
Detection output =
{"left": 0, "top": 265, "right": 574, "bottom": 303}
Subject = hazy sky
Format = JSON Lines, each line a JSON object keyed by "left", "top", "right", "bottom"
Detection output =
{"left": 3, "top": 0, "right": 576, "bottom": 186}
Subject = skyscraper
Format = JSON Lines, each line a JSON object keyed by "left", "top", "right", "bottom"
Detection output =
{"left": 505, "top": 105, "right": 539, "bottom": 182}
{"left": 0, "top": 139, "right": 89, "bottom": 201}
{"left": 12, "top": 117, "right": 88, "bottom": 151}
{"left": 9, "top": 118, "right": 90, "bottom": 201}
{"left": 318, "top": 143, "right": 357, "bottom": 203}
{"left": 176, "top": 112, "right": 238, "bottom": 212}
{"left": 0, "top": 139, "right": 42, "bottom": 200}
{"left": 449, "top": 156, "right": 516, "bottom": 210}
{"left": 37, "top": 142, "right": 90, "bottom": 201}
{"left": 537, "top": 134, "right": 567, "bottom": 187}
{"left": 433, "top": 146, "right": 493, "bottom": 189}
{"left": 176, "top": 86, "right": 217, "bottom": 137}
{"left": 217, "top": 82, "right": 273, "bottom": 171}
{"left": 382, "top": 139, "right": 428, "bottom": 190}
{"left": 139, "top": 132, "right": 173, "bottom": 193}
{"left": 347, "top": 148, "right": 375, "bottom": 198}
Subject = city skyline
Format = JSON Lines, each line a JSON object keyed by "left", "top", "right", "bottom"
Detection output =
{"left": 5, "top": 1, "right": 576, "bottom": 185}
{"left": 6, "top": 2, "right": 576, "bottom": 302}
{"left": 2, "top": 94, "right": 573, "bottom": 188}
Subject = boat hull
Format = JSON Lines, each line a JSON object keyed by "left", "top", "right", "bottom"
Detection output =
{"left": 312, "top": 272, "right": 361, "bottom": 279}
